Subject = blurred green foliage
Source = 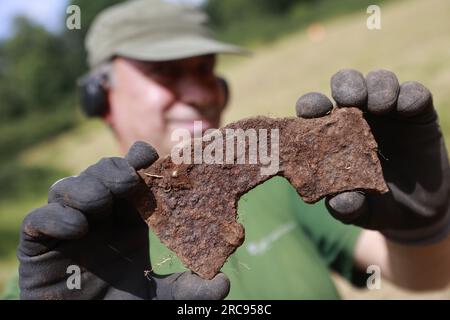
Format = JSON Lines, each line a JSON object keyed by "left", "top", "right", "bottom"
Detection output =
{"left": 1, "top": 18, "right": 73, "bottom": 120}
{"left": 0, "top": 0, "right": 125, "bottom": 163}
{"left": 203, "top": 0, "right": 386, "bottom": 45}
{"left": 204, "top": 0, "right": 301, "bottom": 28}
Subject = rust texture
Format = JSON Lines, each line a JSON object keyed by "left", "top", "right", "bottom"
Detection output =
{"left": 136, "top": 107, "right": 388, "bottom": 279}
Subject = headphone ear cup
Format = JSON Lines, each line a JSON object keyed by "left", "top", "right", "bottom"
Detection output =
{"left": 79, "top": 75, "right": 109, "bottom": 117}
{"left": 217, "top": 76, "right": 230, "bottom": 108}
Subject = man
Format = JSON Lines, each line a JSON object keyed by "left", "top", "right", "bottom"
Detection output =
{"left": 10, "top": 0, "right": 450, "bottom": 299}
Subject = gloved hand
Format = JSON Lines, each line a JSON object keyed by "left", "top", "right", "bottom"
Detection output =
{"left": 18, "top": 141, "right": 230, "bottom": 300}
{"left": 295, "top": 69, "right": 450, "bottom": 244}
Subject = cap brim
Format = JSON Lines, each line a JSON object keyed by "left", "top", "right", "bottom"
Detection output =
{"left": 114, "top": 35, "right": 251, "bottom": 62}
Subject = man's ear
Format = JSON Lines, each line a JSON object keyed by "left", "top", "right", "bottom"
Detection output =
{"left": 216, "top": 76, "right": 229, "bottom": 109}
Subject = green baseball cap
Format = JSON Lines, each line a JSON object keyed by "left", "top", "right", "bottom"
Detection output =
{"left": 85, "top": 0, "right": 248, "bottom": 68}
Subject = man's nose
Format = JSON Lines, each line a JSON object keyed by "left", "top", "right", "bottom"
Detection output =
{"left": 174, "top": 76, "right": 216, "bottom": 110}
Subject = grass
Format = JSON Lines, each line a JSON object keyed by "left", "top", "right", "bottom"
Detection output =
{"left": 1, "top": 0, "right": 450, "bottom": 298}
{"left": 0, "top": 101, "right": 79, "bottom": 165}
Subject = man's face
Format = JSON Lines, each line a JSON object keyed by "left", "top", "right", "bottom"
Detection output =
{"left": 105, "top": 54, "right": 226, "bottom": 155}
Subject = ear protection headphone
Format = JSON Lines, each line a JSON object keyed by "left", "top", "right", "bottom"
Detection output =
{"left": 78, "top": 69, "right": 230, "bottom": 118}
{"left": 78, "top": 66, "right": 111, "bottom": 117}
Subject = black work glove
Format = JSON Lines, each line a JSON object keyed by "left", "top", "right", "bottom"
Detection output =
{"left": 18, "top": 141, "right": 230, "bottom": 300}
{"left": 295, "top": 69, "right": 450, "bottom": 244}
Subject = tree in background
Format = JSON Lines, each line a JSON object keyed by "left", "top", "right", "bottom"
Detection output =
{"left": 203, "top": 0, "right": 310, "bottom": 28}
{"left": 0, "top": 17, "right": 72, "bottom": 121}
{"left": 0, "top": 0, "right": 125, "bottom": 161}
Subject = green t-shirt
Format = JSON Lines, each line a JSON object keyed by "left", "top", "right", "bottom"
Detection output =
{"left": 2, "top": 176, "right": 361, "bottom": 300}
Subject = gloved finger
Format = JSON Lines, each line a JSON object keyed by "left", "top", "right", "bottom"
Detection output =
{"left": 48, "top": 174, "right": 113, "bottom": 215}
{"left": 125, "top": 141, "right": 159, "bottom": 170}
{"left": 295, "top": 92, "right": 333, "bottom": 119}
{"left": 154, "top": 272, "right": 230, "bottom": 300}
{"left": 396, "top": 81, "right": 433, "bottom": 118}
{"left": 83, "top": 157, "right": 141, "bottom": 197}
{"left": 325, "top": 191, "right": 369, "bottom": 224}
{"left": 330, "top": 69, "right": 368, "bottom": 109}
{"left": 83, "top": 142, "right": 158, "bottom": 197}
{"left": 365, "top": 69, "right": 400, "bottom": 115}
{"left": 20, "top": 203, "right": 88, "bottom": 256}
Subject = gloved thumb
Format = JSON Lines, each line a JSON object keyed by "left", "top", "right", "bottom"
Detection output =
{"left": 125, "top": 141, "right": 159, "bottom": 170}
{"left": 153, "top": 271, "right": 230, "bottom": 300}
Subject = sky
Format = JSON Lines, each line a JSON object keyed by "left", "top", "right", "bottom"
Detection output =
{"left": 0, "top": 0, "right": 204, "bottom": 40}
{"left": 0, "top": 0, "right": 68, "bottom": 39}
